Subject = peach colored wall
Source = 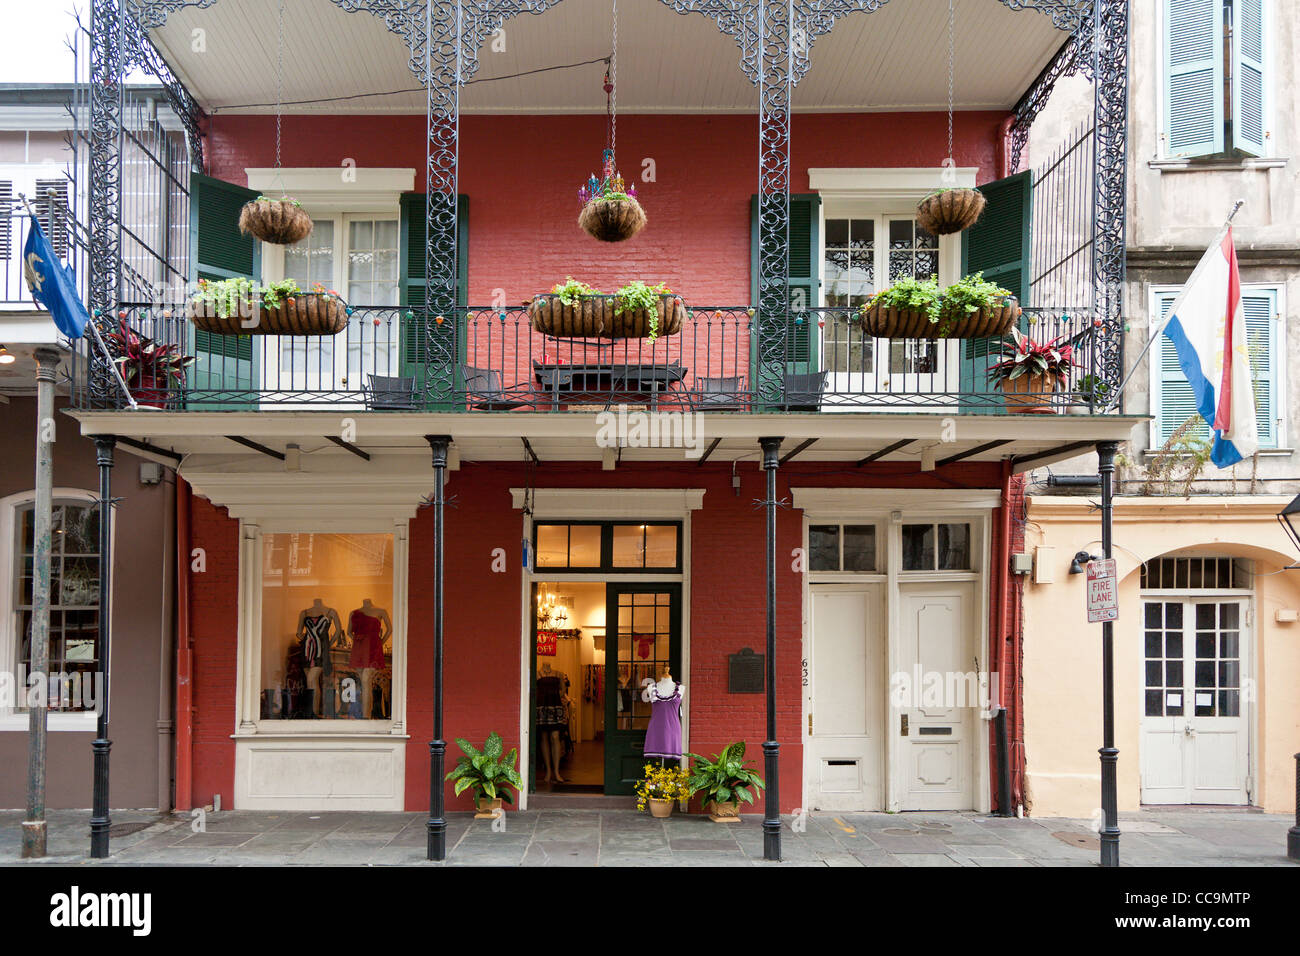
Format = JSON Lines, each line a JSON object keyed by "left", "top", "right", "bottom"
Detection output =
{"left": 1021, "top": 496, "right": 1300, "bottom": 819}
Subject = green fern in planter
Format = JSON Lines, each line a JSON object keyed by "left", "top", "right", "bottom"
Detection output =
{"left": 446, "top": 732, "right": 524, "bottom": 806}
{"left": 687, "top": 741, "right": 766, "bottom": 807}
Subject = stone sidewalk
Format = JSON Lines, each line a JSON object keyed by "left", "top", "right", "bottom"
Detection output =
{"left": 1, "top": 806, "right": 1295, "bottom": 866}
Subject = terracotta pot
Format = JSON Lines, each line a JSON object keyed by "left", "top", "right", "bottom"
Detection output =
{"left": 239, "top": 198, "right": 313, "bottom": 244}
{"left": 915, "top": 188, "right": 986, "bottom": 235}
{"left": 707, "top": 800, "right": 741, "bottom": 823}
{"left": 648, "top": 797, "right": 674, "bottom": 818}
{"left": 578, "top": 197, "right": 647, "bottom": 242}
{"left": 528, "top": 294, "right": 685, "bottom": 339}
{"left": 858, "top": 302, "right": 1019, "bottom": 339}
{"left": 998, "top": 371, "right": 1059, "bottom": 414}
{"left": 474, "top": 796, "right": 503, "bottom": 819}
{"left": 188, "top": 293, "right": 347, "bottom": 336}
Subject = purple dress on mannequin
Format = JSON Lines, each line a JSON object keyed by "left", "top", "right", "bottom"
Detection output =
{"left": 644, "top": 682, "right": 683, "bottom": 759}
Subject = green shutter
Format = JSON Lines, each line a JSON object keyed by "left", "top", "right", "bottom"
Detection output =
{"left": 1165, "top": 0, "right": 1224, "bottom": 158}
{"left": 750, "top": 193, "right": 819, "bottom": 375}
{"left": 1231, "top": 0, "right": 1266, "bottom": 157}
{"left": 399, "top": 193, "right": 468, "bottom": 406}
{"left": 960, "top": 171, "right": 1032, "bottom": 404}
{"left": 1154, "top": 291, "right": 1209, "bottom": 443}
{"left": 189, "top": 172, "right": 260, "bottom": 409}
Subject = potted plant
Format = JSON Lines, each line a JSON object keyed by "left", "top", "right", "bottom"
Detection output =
{"left": 915, "top": 186, "right": 986, "bottom": 235}
{"left": 445, "top": 732, "right": 524, "bottom": 818}
{"left": 578, "top": 157, "right": 646, "bottom": 242}
{"left": 988, "top": 329, "right": 1073, "bottom": 414}
{"left": 1071, "top": 373, "right": 1110, "bottom": 414}
{"left": 103, "top": 318, "right": 193, "bottom": 408}
{"left": 239, "top": 195, "right": 313, "bottom": 244}
{"left": 858, "top": 272, "right": 1019, "bottom": 339}
{"left": 528, "top": 277, "right": 686, "bottom": 341}
{"left": 634, "top": 762, "right": 690, "bottom": 818}
{"left": 188, "top": 277, "right": 348, "bottom": 336}
{"left": 687, "top": 742, "right": 766, "bottom": 822}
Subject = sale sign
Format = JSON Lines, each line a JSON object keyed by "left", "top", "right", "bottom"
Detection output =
{"left": 536, "top": 631, "right": 557, "bottom": 656}
{"left": 1086, "top": 558, "right": 1119, "bottom": 623}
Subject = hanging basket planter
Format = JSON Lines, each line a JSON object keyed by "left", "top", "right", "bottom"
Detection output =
{"left": 915, "top": 187, "right": 986, "bottom": 236}
{"left": 578, "top": 197, "right": 647, "bottom": 242}
{"left": 528, "top": 293, "right": 684, "bottom": 339}
{"left": 858, "top": 302, "right": 1020, "bottom": 340}
{"left": 239, "top": 197, "right": 314, "bottom": 245}
{"left": 188, "top": 292, "right": 347, "bottom": 336}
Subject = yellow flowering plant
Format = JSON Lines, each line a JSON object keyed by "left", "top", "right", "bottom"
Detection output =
{"left": 634, "top": 762, "right": 690, "bottom": 812}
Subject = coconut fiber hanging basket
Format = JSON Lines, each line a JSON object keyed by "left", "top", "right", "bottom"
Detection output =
{"left": 858, "top": 302, "right": 1020, "bottom": 340}
{"left": 578, "top": 197, "right": 647, "bottom": 242}
{"left": 528, "top": 294, "right": 684, "bottom": 338}
{"left": 189, "top": 293, "right": 347, "bottom": 336}
{"left": 239, "top": 198, "right": 314, "bottom": 245}
{"left": 915, "top": 188, "right": 986, "bottom": 236}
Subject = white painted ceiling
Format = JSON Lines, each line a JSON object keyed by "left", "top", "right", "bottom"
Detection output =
{"left": 147, "top": 0, "right": 1073, "bottom": 115}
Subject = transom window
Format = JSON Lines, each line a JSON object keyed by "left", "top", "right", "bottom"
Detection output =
{"left": 808, "top": 524, "right": 878, "bottom": 572}
{"left": 533, "top": 522, "right": 681, "bottom": 573}
{"left": 901, "top": 522, "right": 972, "bottom": 571}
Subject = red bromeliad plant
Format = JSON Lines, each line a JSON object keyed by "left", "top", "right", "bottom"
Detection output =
{"left": 104, "top": 318, "right": 194, "bottom": 388}
{"left": 987, "top": 328, "right": 1073, "bottom": 387}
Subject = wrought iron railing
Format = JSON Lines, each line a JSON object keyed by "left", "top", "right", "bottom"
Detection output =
{"left": 0, "top": 198, "right": 84, "bottom": 307}
{"left": 71, "top": 302, "right": 1119, "bottom": 415}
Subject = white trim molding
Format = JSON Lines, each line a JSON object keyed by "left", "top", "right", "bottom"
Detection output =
{"left": 792, "top": 487, "right": 1000, "bottom": 515}
{"left": 509, "top": 488, "right": 706, "bottom": 517}
{"left": 808, "top": 167, "right": 979, "bottom": 203}
{"left": 244, "top": 167, "right": 415, "bottom": 215}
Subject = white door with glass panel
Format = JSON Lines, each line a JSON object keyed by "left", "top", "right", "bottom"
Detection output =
{"left": 808, "top": 584, "right": 885, "bottom": 811}
{"left": 820, "top": 213, "right": 959, "bottom": 406}
{"left": 1140, "top": 599, "right": 1250, "bottom": 805}
{"left": 264, "top": 216, "right": 401, "bottom": 398}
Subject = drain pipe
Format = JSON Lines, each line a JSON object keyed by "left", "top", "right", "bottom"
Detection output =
{"left": 993, "top": 460, "right": 1015, "bottom": 815}
{"left": 175, "top": 476, "right": 193, "bottom": 812}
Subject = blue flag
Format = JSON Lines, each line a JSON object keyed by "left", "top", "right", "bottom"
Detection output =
{"left": 23, "top": 214, "right": 88, "bottom": 340}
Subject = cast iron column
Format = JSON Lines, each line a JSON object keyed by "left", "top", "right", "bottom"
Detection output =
{"left": 21, "top": 347, "right": 63, "bottom": 857}
{"left": 1097, "top": 439, "right": 1120, "bottom": 867}
{"left": 426, "top": 435, "right": 451, "bottom": 860}
{"left": 760, "top": 436, "right": 783, "bottom": 861}
{"left": 90, "top": 435, "right": 116, "bottom": 857}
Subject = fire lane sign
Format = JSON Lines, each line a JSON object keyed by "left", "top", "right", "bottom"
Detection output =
{"left": 1086, "top": 557, "right": 1119, "bottom": 623}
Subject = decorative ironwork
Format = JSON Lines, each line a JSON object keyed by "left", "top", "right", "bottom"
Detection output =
{"left": 1008, "top": 24, "right": 1092, "bottom": 172}
{"left": 1090, "top": 0, "right": 1128, "bottom": 408}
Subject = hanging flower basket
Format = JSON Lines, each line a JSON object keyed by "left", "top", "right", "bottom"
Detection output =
{"left": 858, "top": 302, "right": 1020, "bottom": 340}
{"left": 239, "top": 197, "right": 314, "bottom": 245}
{"left": 578, "top": 197, "right": 647, "bottom": 243}
{"left": 915, "top": 187, "right": 986, "bottom": 236}
{"left": 528, "top": 293, "right": 684, "bottom": 339}
{"left": 188, "top": 280, "right": 347, "bottom": 336}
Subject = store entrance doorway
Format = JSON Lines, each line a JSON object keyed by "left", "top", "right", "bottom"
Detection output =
{"left": 529, "top": 580, "right": 682, "bottom": 796}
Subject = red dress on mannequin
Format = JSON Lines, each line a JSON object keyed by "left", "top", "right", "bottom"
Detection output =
{"left": 348, "top": 610, "right": 386, "bottom": 669}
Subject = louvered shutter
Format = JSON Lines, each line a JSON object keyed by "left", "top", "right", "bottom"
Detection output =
{"left": 1231, "top": 0, "right": 1266, "bottom": 157}
{"left": 1165, "top": 0, "right": 1224, "bottom": 158}
{"left": 0, "top": 180, "right": 12, "bottom": 260}
{"left": 399, "top": 192, "right": 468, "bottom": 404}
{"left": 189, "top": 172, "right": 260, "bottom": 409}
{"left": 750, "top": 193, "right": 819, "bottom": 373}
{"left": 34, "top": 177, "right": 69, "bottom": 258}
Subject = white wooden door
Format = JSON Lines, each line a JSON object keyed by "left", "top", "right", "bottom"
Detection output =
{"left": 807, "top": 584, "right": 884, "bottom": 811}
{"left": 896, "top": 585, "right": 975, "bottom": 810}
{"left": 1140, "top": 598, "right": 1250, "bottom": 805}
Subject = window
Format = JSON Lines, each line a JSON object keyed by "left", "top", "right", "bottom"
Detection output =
{"left": 1163, "top": 0, "right": 1268, "bottom": 158}
{"left": 822, "top": 214, "right": 939, "bottom": 375}
{"left": 532, "top": 522, "right": 682, "bottom": 573}
{"left": 1143, "top": 599, "right": 1243, "bottom": 718}
{"left": 808, "top": 524, "right": 878, "bottom": 572}
{"left": 258, "top": 532, "right": 395, "bottom": 721}
{"left": 12, "top": 501, "right": 100, "bottom": 712}
{"left": 901, "top": 522, "right": 971, "bottom": 571}
{"left": 1150, "top": 285, "right": 1280, "bottom": 449}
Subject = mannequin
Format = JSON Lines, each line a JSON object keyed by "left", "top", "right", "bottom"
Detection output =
{"left": 348, "top": 598, "right": 392, "bottom": 720}
{"left": 641, "top": 668, "right": 684, "bottom": 761}
{"left": 296, "top": 598, "right": 342, "bottom": 718}
{"left": 536, "top": 661, "right": 568, "bottom": 783}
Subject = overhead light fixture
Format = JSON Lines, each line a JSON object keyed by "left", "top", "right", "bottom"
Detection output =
{"left": 1277, "top": 494, "right": 1300, "bottom": 569}
{"left": 0, "top": 345, "right": 15, "bottom": 365}
{"left": 1068, "top": 550, "right": 1100, "bottom": 575}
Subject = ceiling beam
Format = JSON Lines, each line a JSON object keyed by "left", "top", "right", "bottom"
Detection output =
{"left": 325, "top": 435, "right": 371, "bottom": 461}
{"left": 1011, "top": 440, "right": 1097, "bottom": 471}
{"left": 116, "top": 435, "right": 182, "bottom": 465}
{"left": 856, "top": 438, "right": 913, "bottom": 466}
{"left": 226, "top": 435, "right": 284, "bottom": 461}
{"left": 697, "top": 436, "right": 722, "bottom": 466}
{"left": 780, "top": 437, "right": 818, "bottom": 465}
{"left": 936, "top": 440, "right": 1012, "bottom": 468}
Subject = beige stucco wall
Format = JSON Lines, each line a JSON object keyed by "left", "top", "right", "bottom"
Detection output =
{"left": 1023, "top": 495, "right": 1300, "bottom": 818}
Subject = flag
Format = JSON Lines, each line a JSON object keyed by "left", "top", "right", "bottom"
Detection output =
{"left": 1157, "top": 226, "right": 1259, "bottom": 467}
{"left": 23, "top": 214, "right": 88, "bottom": 340}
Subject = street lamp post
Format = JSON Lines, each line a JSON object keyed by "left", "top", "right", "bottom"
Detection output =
{"left": 759, "top": 436, "right": 782, "bottom": 862}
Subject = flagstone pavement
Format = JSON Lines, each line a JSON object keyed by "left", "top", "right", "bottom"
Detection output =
{"left": 1, "top": 807, "right": 1295, "bottom": 867}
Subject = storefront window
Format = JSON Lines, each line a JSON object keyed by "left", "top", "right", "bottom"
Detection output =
{"left": 259, "top": 532, "right": 395, "bottom": 721}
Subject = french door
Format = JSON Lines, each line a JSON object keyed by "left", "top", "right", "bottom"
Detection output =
{"left": 604, "top": 584, "right": 682, "bottom": 796}
{"left": 1140, "top": 598, "right": 1251, "bottom": 805}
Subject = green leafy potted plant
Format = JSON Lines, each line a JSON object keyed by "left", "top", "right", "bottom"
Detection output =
{"left": 188, "top": 277, "right": 347, "bottom": 336}
{"left": 446, "top": 732, "right": 524, "bottom": 818}
{"left": 915, "top": 185, "right": 986, "bottom": 235}
{"left": 1071, "top": 373, "right": 1110, "bottom": 414}
{"left": 858, "top": 272, "right": 1019, "bottom": 339}
{"left": 103, "top": 318, "right": 193, "bottom": 408}
{"left": 687, "top": 742, "right": 766, "bottom": 823}
{"left": 528, "top": 277, "right": 685, "bottom": 341}
{"left": 239, "top": 195, "right": 313, "bottom": 244}
{"left": 988, "top": 329, "right": 1073, "bottom": 414}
